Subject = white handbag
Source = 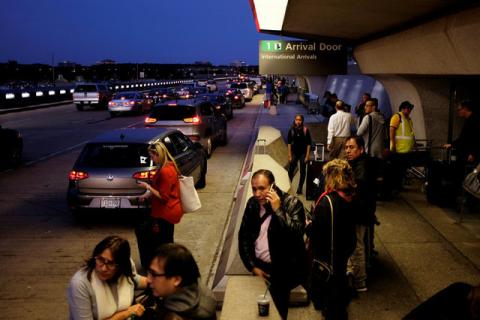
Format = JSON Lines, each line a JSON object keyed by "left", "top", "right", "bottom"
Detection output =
{"left": 179, "top": 175, "right": 202, "bottom": 213}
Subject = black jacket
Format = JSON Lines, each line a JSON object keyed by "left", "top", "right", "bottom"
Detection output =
{"left": 349, "top": 153, "right": 377, "bottom": 225}
{"left": 310, "top": 192, "right": 356, "bottom": 276}
{"left": 453, "top": 113, "right": 480, "bottom": 164}
{"left": 238, "top": 188, "right": 307, "bottom": 286}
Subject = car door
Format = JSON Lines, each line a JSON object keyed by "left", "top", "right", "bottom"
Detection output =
{"left": 164, "top": 132, "right": 194, "bottom": 177}
{"left": 199, "top": 102, "right": 215, "bottom": 138}
{"left": 175, "top": 133, "right": 202, "bottom": 180}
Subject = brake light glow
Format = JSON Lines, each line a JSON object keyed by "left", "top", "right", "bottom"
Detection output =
{"left": 129, "top": 101, "right": 135, "bottom": 105}
{"left": 69, "top": 170, "right": 89, "bottom": 181}
{"left": 133, "top": 169, "right": 157, "bottom": 180}
{"left": 183, "top": 116, "right": 201, "bottom": 124}
{"left": 108, "top": 101, "right": 115, "bottom": 106}
{"left": 234, "top": 96, "right": 239, "bottom": 100}
{"left": 145, "top": 117, "right": 157, "bottom": 123}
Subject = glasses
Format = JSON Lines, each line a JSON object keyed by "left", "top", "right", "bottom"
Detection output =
{"left": 95, "top": 256, "right": 118, "bottom": 270}
{"left": 147, "top": 269, "right": 167, "bottom": 278}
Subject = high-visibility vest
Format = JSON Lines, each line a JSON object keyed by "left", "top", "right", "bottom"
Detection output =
{"left": 391, "top": 112, "right": 414, "bottom": 153}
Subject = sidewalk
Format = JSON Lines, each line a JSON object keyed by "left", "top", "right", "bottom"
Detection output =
{"left": 254, "top": 101, "right": 480, "bottom": 319}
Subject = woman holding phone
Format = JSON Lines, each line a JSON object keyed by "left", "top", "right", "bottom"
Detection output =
{"left": 136, "top": 142, "right": 183, "bottom": 269}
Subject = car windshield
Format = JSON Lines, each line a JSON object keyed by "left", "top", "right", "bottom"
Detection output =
{"left": 75, "top": 85, "right": 97, "bottom": 92}
{"left": 113, "top": 93, "right": 137, "bottom": 99}
{"left": 151, "top": 105, "right": 196, "bottom": 120}
{"left": 230, "top": 83, "right": 247, "bottom": 89}
{"left": 77, "top": 143, "right": 151, "bottom": 168}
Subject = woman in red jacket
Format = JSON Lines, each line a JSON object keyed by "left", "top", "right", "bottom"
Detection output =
{"left": 136, "top": 142, "right": 183, "bottom": 268}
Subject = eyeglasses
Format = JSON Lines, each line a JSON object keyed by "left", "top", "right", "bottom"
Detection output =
{"left": 95, "top": 256, "right": 118, "bottom": 270}
{"left": 147, "top": 269, "right": 167, "bottom": 278}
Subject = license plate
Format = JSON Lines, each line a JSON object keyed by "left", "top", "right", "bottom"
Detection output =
{"left": 101, "top": 197, "right": 120, "bottom": 209}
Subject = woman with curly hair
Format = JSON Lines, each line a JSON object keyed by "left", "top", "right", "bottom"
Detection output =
{"left": 309, "top": 159, "right": 357, "bottom": 320}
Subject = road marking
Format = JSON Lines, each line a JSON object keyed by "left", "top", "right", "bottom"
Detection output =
{"left": 24, "top": 140, "right": 89, "bottom": 166}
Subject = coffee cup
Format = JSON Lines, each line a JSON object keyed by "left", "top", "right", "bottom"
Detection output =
{"left": 256, "top": 294, "right": 270, "bottom": 317}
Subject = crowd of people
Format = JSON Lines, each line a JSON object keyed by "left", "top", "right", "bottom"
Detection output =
{"left": 66, "top": 94, "right": 479, "bottom": 320}
{"left": 239, "top": 95, "right": 479, "bottom": 319}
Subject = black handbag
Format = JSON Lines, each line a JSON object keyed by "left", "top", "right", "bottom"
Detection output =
{"left": 311, "top": 195, "right": 334, "bottom": 283}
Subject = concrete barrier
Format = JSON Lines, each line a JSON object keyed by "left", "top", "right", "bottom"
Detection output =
{"left": 221, "top": 276, "right": 281, "bottom": 320}
{"left": 256, "top": 126, "right": 289, "bottom": 169}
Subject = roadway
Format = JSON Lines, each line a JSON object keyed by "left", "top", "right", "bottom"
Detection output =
{"left": 0, "top": 94, "right": 260, "bottom": 318}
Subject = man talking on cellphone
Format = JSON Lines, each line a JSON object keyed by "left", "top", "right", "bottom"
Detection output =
{"left": 238, "top": 169, "right": 307, "bottom": 319}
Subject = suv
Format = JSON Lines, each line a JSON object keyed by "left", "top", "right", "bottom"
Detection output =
{"left": 229, "top": 82, "right": 253, "bottom": 101}
{"left": 67, "top": 128, "right": 207, "bottom": 214}
{"left": 73, "top": 83, "right": 112, "bottom": 111}
{"left": 144, "top": 99, "right": 228, "bottom": 157}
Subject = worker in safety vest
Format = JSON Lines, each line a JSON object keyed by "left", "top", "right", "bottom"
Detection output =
{"left": 389, "top": 101, "right": 415, "bottom": 191}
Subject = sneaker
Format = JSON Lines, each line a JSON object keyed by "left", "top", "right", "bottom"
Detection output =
{"left": 356, "top": 285, "right": 368, "bottom": 292}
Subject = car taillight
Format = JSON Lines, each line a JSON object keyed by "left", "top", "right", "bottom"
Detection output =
{"left": 184, "top": 116, "right": 201, "bottom": 124}
{"left": 108, "top": 101, "right": 115, "bottom": 106}
{"left": 69, "top": 170, "right": 89, "bottom": 181}
{"left": 129, "top": 101, "right": 135, "bottom": 105}
{"left": 162, "top": 94, "right": 167, "bottom": 98}
{"left": 234, "top": 96, "right": 239, "bottom": 100}
{"left": 145, "top": 117, "right": 157, "bottom": 123}
{"left": 132, "top": 169, "right": 157, "bottom": 180}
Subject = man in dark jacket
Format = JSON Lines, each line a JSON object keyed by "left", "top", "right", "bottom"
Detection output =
{"left": 444, "top": 99, "right": 480, "bottom": 193}
{"left": 238, "top": 169, "right": 307, "bottom": 320}
{"left": 146, "top": 243, "right": 217, "bottom": 320}
{"left": 345, "top": 136, "right": 377, "bottom": 292}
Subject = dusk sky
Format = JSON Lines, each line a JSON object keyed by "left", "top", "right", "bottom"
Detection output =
{"left": 0, "top": 0, "right": 287, "bottom": 66}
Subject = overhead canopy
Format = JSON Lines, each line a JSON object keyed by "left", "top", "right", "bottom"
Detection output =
{"left": 250, "top": 0, "right": 480, "bottom": 74}
{"left": 250, "top": 0, "right": 477, "bottom": 43}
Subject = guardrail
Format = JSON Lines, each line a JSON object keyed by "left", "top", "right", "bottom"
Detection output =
{"left": 0, "top": 79, "right": 199, "bottom": 110}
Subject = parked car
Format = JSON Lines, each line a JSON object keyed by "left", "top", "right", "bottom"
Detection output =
{"left": 147, "top": 87, "right": 176, "bottom": 103}
{"left": 196, "top": 93, "right": 233, "bottom": 120}
{"left": 73, "top": 83, "right": 112, "bottom": 111}
{"left": 144, "top": 99, "right": 228, "bottom": 157}
{"left": 206, "top": 80, "right": 217, "bottom": 92}
{"left": 219, "top": 88, "right": 245, "bottom": 109}
{"left": 229, "top": 82, "right": 253, "bottom": 101}
{"left": 67, "top": 128, "right": 207, "bottom": 214}
{"left": 0, "top": 125, "right": 23, "bottom": 167}
{"left": 108, "top": 91, "right": 153, "bottom": 117}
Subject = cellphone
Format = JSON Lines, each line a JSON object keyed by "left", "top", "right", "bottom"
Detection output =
{"left": 269, "top": 183, "right": 275, "bottom": 192}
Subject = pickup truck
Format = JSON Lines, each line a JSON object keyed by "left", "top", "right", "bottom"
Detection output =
{"left": 73, "top": 83, "right": 112, "bottom": 111}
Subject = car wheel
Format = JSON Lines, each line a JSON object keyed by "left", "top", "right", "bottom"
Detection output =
{"left": 196, "top": 158, "right": 207, "bottom": 189}
{"left": 219, "top": 125, "right": 228, "bottom": 146}
{"left": 76, "top": 104, "right": 83, "bottom": 111}
{"left": 205, "top": 137, "right": 213, "bottom": 158}
{"left": 10, "top": 146, "right": 22, "bottom": 166}
{"left": 109, "top": 111, "right": 116, "bottom": 118}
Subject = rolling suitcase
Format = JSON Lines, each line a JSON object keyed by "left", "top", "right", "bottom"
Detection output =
{"left": 306, "top": 143, "right": 326, "bottom": 201}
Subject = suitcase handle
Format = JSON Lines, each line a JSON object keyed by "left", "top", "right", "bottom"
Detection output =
{"left": 313, "top": 143, "right": 325, "bottom": 162}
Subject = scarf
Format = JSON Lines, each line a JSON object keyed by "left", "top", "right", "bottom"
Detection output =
{"left": 91, "top": 271, "right": 134, "bottom": 320}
